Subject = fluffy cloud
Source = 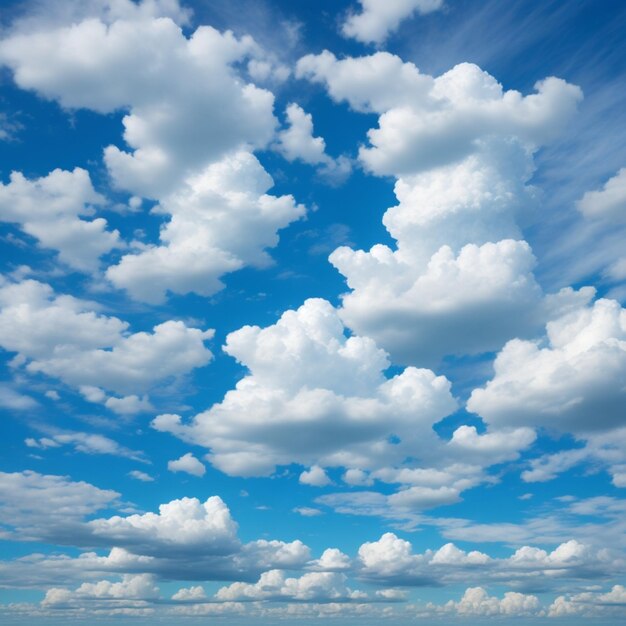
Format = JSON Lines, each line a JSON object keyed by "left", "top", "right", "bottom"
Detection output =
{"left": 275, "top": 103, "right": 351, "bottom": 183}
{"left": 578, "top": 167, "right": 626, "bottom": 222}
{"left": 297, "top": 52, "right": 581, "bottom": 176}
{"left": 0, "top": 168, "right": 120, "bottom": 271}
{"left": 152, "top": 298, "right": 458, "bottom": 476}
{"left": 0, "top": 277, "right": 213, "bottom": 400}
{"left": 435, "top": 586, "right": 541, "bottom": 617}
{"left": 216, "top": 570, "right": 368, "bottom": 602}
{"left": 168, "top": 453, "right": 206, "bottom": 477}
{"left": 299, "top": 465, "right": 332, "bottom": 487}
{"left": 88, "top": 496, "right": 239, "bottom": 557}
{"left": 468, "top": 296, "right": 626, "bottom": 435}
{"left": 42, "top": 574, "right": 160, "bottom": 607}
{"left": 341, "top": 0, "right": 444, "bottom": 44}
{"left": 549, "top": 585, "right": 626, "bottom": 618}
{"left": 0, "top": 8, "right": 276, "bottom": 198}
{"left": 106, "top": 152, "right": 305, "bottom": 303}
{"left": 297, "top": 53, "right": 583, "bottom": 364}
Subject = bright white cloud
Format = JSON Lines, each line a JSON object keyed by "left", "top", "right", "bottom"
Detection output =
{"left": 216, "top": 570, "right": 370, "bottom": 602}
{"left": 0, "top": 168, "right": 120, "bottom": 271}
{"left": 0, "top": 278, "right": 213, "bottom": 399}
{"left": 578, "top": 167, "right": 626, "bottom": 222}
{"left": 275, "top": 103, "right": 351, "bottom": 183}
{"left": 436, "top": 586, "right": 541, "bottom": 617}
{"left": 297, "top": 53, "right": 583, "bottom": 364}
{"left": 106, "top": 151, "right": 305, "bottom": 303}
{"left": 89, "top": 496, "right": 239, "bottom": 557}
{"left": 299, "top": 465, "right": 332, "bottom": 487}
{"left": 342, "top": 0, "right": 444, "bottom": 44}
{"left": 0, "top": 11, "right": 276, "bottom": 198}
{"left": 168, "top": 453, "right": 206, "bottom": 477}
{"left": 152, "top": 298, "right": 458, "bottom": 477}
{"left": 468, "top": 296, "right": 626, "bottom": 435}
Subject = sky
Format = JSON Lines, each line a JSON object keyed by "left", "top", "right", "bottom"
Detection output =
{"left": 0, "top": 0, "right": 625, "bottom": 623}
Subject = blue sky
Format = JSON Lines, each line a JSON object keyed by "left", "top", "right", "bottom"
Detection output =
{"left": 0, "top": 0, "right": 625, "bottom": 623}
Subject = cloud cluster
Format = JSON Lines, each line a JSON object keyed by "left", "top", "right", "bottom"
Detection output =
{"left": 0, "top": 4, "right": 306, "bottom": 300}
{"left": 153, "top": 298, "right": 458, "bottom": 476}
{"left": 341, "top": 0, "right": 445, "bottom": 44}
{"left": 0, "top": 168, "right": 120, "bottom": 271}
{"left": 0, "top": 277, "right": 213, "bottom": 408}
{"left": 297, "top": 52, "right": 583, "bottom": 365}
{"left": 106, "top": 151, "right": 305, "bottom": 303}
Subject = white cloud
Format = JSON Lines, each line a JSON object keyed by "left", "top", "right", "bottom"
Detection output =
{"left": 88, "top": 496, "right": 239, "bottom": 558}
{"left": 342, "top": 0, "right": 444, "bottom": 45}
{"left": 168, "top": 453, "right": 206, "bottom": 477}
{"left": 42, "top": 574, "right": 160, "bottom": 607}
{"left": 0, "top": 470, "right": 119, "bottom": 540}
{"left": 275, "top": 103, "right": 351, "bottom": 183}
{"left": 0, "top": 11, "right": 276, "bottom": 198}
{"left": 299, "top": 465, "right": 332, "bottom": 487}
{"left": 128, "top": 470, "right": 154, "bottom": 483}
{"left": 152, "top": 298, "right": 457, "bottom": 477}
{"left": 106, "top": 151, "right": 305, "bottom": 303}
{"left": 437, "top": 586, "right": 541, "bottom": 617}
{"left": 468, "top": 297, "right": 626, "bottom": 435}
{"left": 172, "top": 585, "right": 206, "bottom": 601}
{"left": 578, "top": 167, "right": 626, "bottom": 222}
{"left": 297, "top": 53, "right": 583, "bottom": 365}
{"left": 216, "top": 570, "right": 367, "bottom": 602}
{"left": 297, "top": 53, "right": 581, "bottom": 176}
{"left": 0, "top": 168, "right": 120, "bottom": 271}
{"left": 293, "top": 507, "right": 323, "bottom": 517}
{"left": 0, "top": 384, "right": 38, "bottom": 410}
{"left": 0, "top": 277, "right": 213, "bottom": 399}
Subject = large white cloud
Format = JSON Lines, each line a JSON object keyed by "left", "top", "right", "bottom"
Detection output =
{"left": 0, "top": 8, "right": 277, "bottom": 198}
{"left": 0, "top": 4, "right": 306, "bottom": 303}
{"left": 468, "top": 296, "right": 626, "bottom": 435}
{"left": 152, "top": 297, "right": 458, "bottom": 476}
{"left": 297, "top": 52, "right": 582, "bottom": 177}
{"left": 0, "top": 168, "right": 120, "bottom": 271}
{"left": 105, "top": 151, "right": 305, "bottom": 303}
{"left": 88, "top": 496, "right": 239, "bottom": 557}
{"left": 341, "top": 0, "right": 445, "bottom": 45}
{"left": 297, "top": 53, "right": 583, "bottom": 365}
{"left": 0, "top": 277, "right": 213, "bottom": 403}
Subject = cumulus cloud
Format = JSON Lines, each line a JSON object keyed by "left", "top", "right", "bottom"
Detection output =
{"left": 0, "top": 6, "right": 308, "bottom": 303}
{"left": 578, "top": 167, "right": 626, "bottom": 222}
{"left": 88, "top": 496, "right": 239, "bottom": 557}
{"left": 342, "top": 0, "right": 444, "bottom": 45}
{"left": 216, "top": 570, "right": 368, "bottom": 602}
{"left": 468, "top": 296, "right": 626, "bottom": 435}
{"left": 275, "top": 103, "right": 351, "bottom": 183}
{"left": 431, "top": 586, "right": 541, "bottom": 617}
{"left": 0, "top": 277, "right": 213, "bottom": 401}
{"left": 152, "top": 298, "right": 458, "bottom": 477}
{"left": 0, "top": 168, "right": 120, "bottom": 271}
{"left": 297, "top": 53, "right": 583, "bottom": 364}
{"left": 297, "top": 53, "right": 581, "bottom": 176}
{"left": 168, "top": 453, "right": 206, "bottom": 477}
{"left": 106, "top": 152, "right": 305, "bottom": 303}
{"left": 0, "top": 10, "right": 276, "bottom": 197}
{"left": 299, "top": 465, "right": 332, "bottom": 487}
